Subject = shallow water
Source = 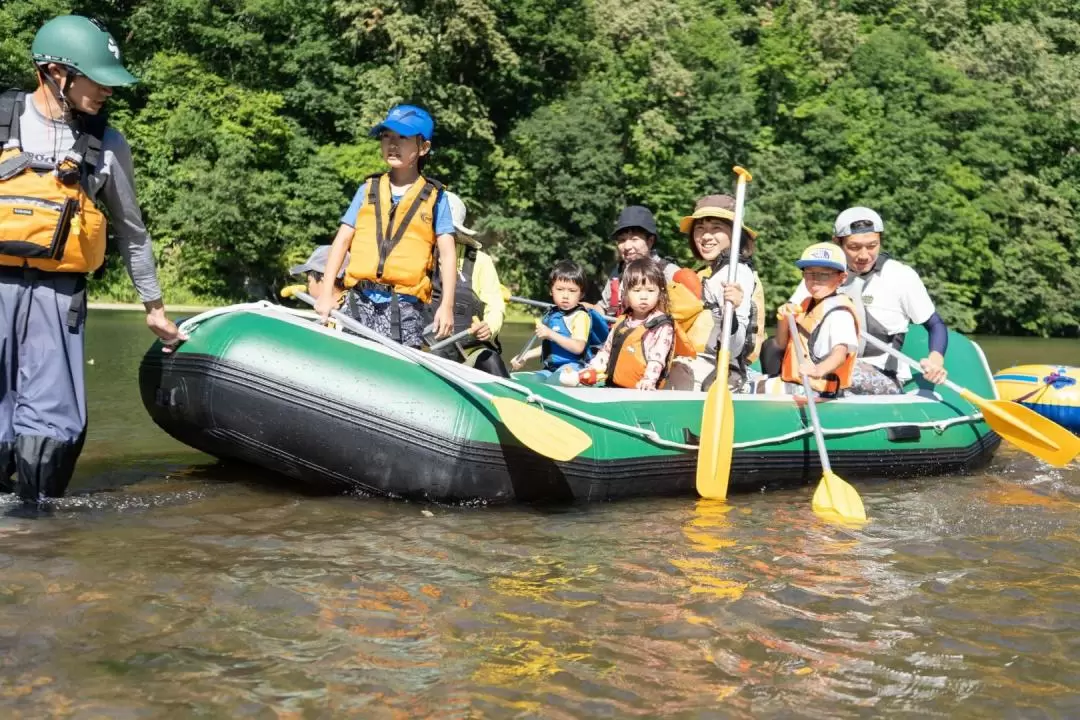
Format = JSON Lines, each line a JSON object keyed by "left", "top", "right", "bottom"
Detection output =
{"left": 2, "top": 311, "right": 1079, "bottom": 718}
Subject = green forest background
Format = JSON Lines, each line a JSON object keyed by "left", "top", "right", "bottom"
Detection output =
{"left": 2, "top": 0, "right": 1078, "bottom": 336}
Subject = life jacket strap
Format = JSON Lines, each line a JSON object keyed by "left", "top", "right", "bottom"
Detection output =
{"left": 0, "top": 90, "right": 25, "bottom": 146}
{"left": 373, "top": 176, "right": 442, "bottom": 280}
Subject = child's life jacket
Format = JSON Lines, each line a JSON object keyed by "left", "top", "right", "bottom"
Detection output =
{"left": 346, "top": 173, "right": 444, "bottom": 303}
{"left": 541, "top": 305, "right": 610, "bottom": 371}
{"left": 604, "top": 313, "right": 695, "bottom": 389}
{"left": 781, "top": 294, "right": 861, "bottom": 395}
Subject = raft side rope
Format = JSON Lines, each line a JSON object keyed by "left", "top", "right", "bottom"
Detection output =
{"left": 467, "top": 369, "right": 988, "bottom": 452}
{"left": 177, "top": 302, "right": 318, "bottom": 336}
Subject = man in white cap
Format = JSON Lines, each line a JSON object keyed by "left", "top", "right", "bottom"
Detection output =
{"left": 780, "top": 207, "right": 949, "bottom": 394}
{"left": 424, "top": 192, "right": 510, "bottom": 377}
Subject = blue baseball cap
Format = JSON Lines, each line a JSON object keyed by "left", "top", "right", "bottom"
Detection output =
{"left": 369, "top": 104, "right": 434, "bottom": 141}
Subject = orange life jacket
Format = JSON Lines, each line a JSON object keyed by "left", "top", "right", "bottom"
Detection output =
{"left": 781, "top": 294, "right": 860, "bottom": 395}
{"left": 605, "top": 313, "right": 695, "bottom": 389}
{"left": 345, "top": 173, "right": 443, "bottom": 303}
{"left": 0, "top": 91, "right": 107, "bottom": 273}
{"left": 608, "top": 262, "right": 705, "bottom": 345}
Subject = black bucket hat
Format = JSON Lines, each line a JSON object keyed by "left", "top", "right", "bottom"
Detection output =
{"left": 610, "top": 205, "right": 658, "bottom": 239}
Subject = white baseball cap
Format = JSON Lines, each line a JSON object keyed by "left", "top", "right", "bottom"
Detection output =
{"left": 833, "top": 207, "right": 884, "bottom": 238}
{"left": 444, "top": 191, "right": 482, "bottom": 250}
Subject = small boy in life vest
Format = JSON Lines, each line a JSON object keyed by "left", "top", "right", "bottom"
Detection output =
{"left": 290, "top": 245, "right": 350, "bottom": 307}
{"left": 317, "top": 105, "right": 457, "bottom": 347}
{"left": 571, "top": 258, "right": 695, "bottom": 391}
{"left": 511, "top": 260, "right": 594, "bottom": 381}
{"left": 763, "top": 243, "right": 861, "bottom": 397}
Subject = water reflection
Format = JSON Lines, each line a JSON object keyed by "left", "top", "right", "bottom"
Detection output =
{"left": 1, "top": 312, "right": 1079, "bottom": 716}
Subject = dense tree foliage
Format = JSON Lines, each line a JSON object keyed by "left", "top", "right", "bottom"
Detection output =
{"left": 2, "top": 0, "right": 1077, "bottom": 335}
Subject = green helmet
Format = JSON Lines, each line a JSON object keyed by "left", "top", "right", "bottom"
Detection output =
{"left": 31, "top": 15, "right": 138, "bottom": 87}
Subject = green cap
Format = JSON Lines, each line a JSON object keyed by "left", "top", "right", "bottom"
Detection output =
{"left": 32, "top": 16, "right": 138, "bottom": 87}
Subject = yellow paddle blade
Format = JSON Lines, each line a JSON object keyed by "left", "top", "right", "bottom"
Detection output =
{"left": 812, "top": 470, "right": 867, "bottom": 524}
{"left": 959, "top": 388, "right": 1080, "bottom": 467}
{"left": 490, "top": 396, "right": 592, "bottom": 462}
{"left": 280, "top": 284, "right": 306, "bottom": 298}
{"left": 696, "top": 354, "right": 734, "bottom": 500}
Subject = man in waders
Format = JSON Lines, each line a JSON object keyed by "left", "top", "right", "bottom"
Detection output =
{"left": 0, "top": 16, "right": 184, "bottom": 504}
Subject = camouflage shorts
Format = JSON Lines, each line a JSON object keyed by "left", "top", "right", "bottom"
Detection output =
{"left": 343, "top": 290, "right": 426, "bottom": 349}
{"left": 848, "top": 361, "right": 904, "bottom": 395}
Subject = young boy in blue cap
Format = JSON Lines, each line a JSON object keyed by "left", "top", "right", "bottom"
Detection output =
{"left": 316, "top": 105, "right": 457, "bottom": 347}
{"left": 764, "top": 242, "right": 861, "bottom": 397}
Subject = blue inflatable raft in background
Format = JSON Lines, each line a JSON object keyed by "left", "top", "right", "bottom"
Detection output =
{"left": 994, "top": 365, "right": 1080, "bottom": 434}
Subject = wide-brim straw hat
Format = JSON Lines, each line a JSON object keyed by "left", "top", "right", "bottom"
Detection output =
{"left": 679, "top": 194, "right": 758, "bottom": 239}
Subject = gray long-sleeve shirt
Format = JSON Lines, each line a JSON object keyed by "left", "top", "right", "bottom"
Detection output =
{"left": 3, "top": 94, "right": 162, "bottom": 302}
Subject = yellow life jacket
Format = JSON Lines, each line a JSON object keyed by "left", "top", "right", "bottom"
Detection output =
{"left": 0, "top": 91, "right": 107, "bottom": 274}
{"left": 605, "top": 313, "right": 695, "bottom": 389}
{"left": 781, "top": 294, "right": 861, "bottom": 395}
{"left": 345, "top": 173, "right": 443, "bottom": 303}
{"left": 695, "top": 264, "right": 766, "bottom": 362}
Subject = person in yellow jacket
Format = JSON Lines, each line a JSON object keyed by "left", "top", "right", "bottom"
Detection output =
{"left": 316, "top": 105, "right": 456, "bottom": 347}
{"left": 425, "top": 192, "right": 510, "bottom": 377}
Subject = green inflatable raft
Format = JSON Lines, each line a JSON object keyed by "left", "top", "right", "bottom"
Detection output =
{"left": 139, "top": 303, "right": 1000, "bottom": 502}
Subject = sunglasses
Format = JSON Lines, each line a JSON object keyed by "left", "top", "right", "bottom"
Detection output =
{"left": 802, "top": 270, "right": 840, "bottom": 282}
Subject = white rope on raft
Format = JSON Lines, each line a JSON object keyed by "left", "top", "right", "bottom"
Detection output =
{"left": 479, "top": 380, "right": 987, "bottom": 452}
{"left": 177, "top": 303, "right": 988, "bottom": 453}
{"left": 177, "top": 301, "right": 320, "bottom": 336}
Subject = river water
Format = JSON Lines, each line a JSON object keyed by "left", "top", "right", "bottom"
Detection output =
{"left": 2, "top": 311, "right": 1079, "bottom": 718}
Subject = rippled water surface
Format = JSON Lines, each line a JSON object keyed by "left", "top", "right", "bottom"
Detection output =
{"left": 2, "top": 312, "right": 1079, "bottom": 718}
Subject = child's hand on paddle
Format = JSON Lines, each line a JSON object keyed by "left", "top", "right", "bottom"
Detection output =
{"left": 314, "top": 291, "right": 336, "bottom": 324}
{"left": 776, "top": 302, "right": 804, "bottom": 321}
{"left": 510, "top": 355, "right": 526, "bottom": 371}
{"left": 799, "top": 360, "right": 820, "bottom": 379}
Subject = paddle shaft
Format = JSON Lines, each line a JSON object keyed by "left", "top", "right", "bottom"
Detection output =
{"left": 427, "top": 327, "right": 475, "bottom": 353}
{"left": 292, "top": 291, "right": 499, "bottom": 403}
{"left": 716, "top": 170, "right": 751, "bottom": 362}
{"left": 861, "top": 334, "right": 963, "bottom": 395}
{"left": 514, "top": 332, "right": 540, "bottom": 363}
{"left": 787, "top": 313, "right": 833, "bottom": 474}
{"left": 508, "top": 296, "right": 617, "bottom": 323}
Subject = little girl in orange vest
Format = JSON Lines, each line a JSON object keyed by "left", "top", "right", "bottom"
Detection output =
{"left": 564, "top": 258, "right": 693, "bottom": 390}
